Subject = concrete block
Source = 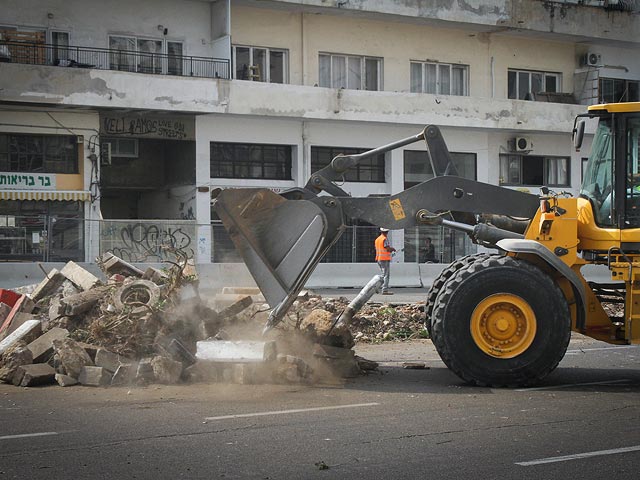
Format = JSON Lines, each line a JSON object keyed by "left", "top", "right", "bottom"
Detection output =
{"left": 78, "top": 366, "right": 112, "bottom": 386}
{"left": 217, "top": 295, "right": 254, "bottom": 319}
{"left": 27, "top": 327, "right": 69, "bottom": 363}
{"left": 151, "top": 356, "right": 183, "bottom": 384}
{"left": 135, "top": 359, "right": 155, "bottom": 384}
{"left": 111, "top": 364, "right": 136, "bottom": 386}
{"left": 98, "top": 252, "right": 144, "bottom": 278}
{"left": 48, "top": 296, "right": 65, "bottom": 322}
{"left": 52, "top": 338, "right": 94, "bottom": 378}
{"left": 221, "top": 287, "right": 261, "bottom": 295}
{"left": 61, "top": 261, "right": 101, "bottom": 291}
{"left": 55, "top": 373, "right": 78, "bottom": 387}
{"left": 195, "top": 340, "right": 276, "bottom": 363}
{"left": 31, "top": 269, "right": 66, "bottom": 303}
{"left": 61, "top": 286, "right": 110, "bottom": 316}
{"left": 95, "top": 348, "right": 126, "bottom": 373}
{"left": 0, "top": 320, "right": 42, "bottom": 356}
{"left": 13, "top": 363, "right": 56, "bottom": 387}
{"left": 0, "top": 341, "right": 33, "bottom": 383}
{"left": 214, "top": 294, "right": 262, "bottom": 310}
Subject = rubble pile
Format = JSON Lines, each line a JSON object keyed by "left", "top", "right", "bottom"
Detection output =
{"left": 0, "top": 253, "right": 405, "bottom": 389}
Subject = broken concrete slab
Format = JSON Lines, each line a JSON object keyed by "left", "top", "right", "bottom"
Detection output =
{"left": 52, "top": 338, "right": 94, "bottom": 378}
{"left": 94, "top": 348, "right": 128, "bottom": 373}
{"left": 312, "top": 344, "right": 360, "bottom": 378}
{"left": 48, "top": 296, "right": 65, "bottom": 322}
{"left": 13, "top": 363, "right": 56, "bottom": 387}
{"left": 111, "top": 364, "right": 136, "bottom": 386}
{"left": 402, "top": 362, "right": 428, "bottom": 370}
{"left": 195, "top": 340, "right": 276, "bottom": 363}
{"left": 60, "top": 286, "right": 111, "bottom": 316}
{"left": 0, "top": 341, "right": 33, "bottom": 383}
{"left": 217, "top": 295, "right": 254, "bottom": 319}
{"left": 135, "top": 359, "right": 155, "bottom": 385}
{"left": 183, "top": 362, "right": 220, "bottom": 383}
{"left": 300, "top": 309, "right": 354, "bottom": 349}
{"left": 55, "top": 373, "right": 78, "bottom": 387}
{"left": 31, "top": 268, "right": 66, "bottom": 303}
{"left": 151, "top": 356, "right": 183, "bottom": 384}
{"left": 60, "top": 261, "right": 101, "bottom": 291}
{"left": 0, "top": 320, "right": 42, "bottom": 356}
{"left": 78, "top": 366, "right": 112, "bottom": 386}
{"left": 214, "top": 294, "right": 262, "bottom": 310}
{"left": 167, "top": 338, "right": 197, "bottom": 366}
{"left": 27, "top": 327, "right": 69, "bottom": 364}
{"left": 98, "top": 252, "right": 144, "bottom": 278}
{"left": 221, "top": 287, "right": 261, "bottom": 295}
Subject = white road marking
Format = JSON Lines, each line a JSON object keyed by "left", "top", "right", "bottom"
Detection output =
{"left": 205, "top": 402, "right": 380, "bottom": 421}
{"left": 516, "top": 445, "right": 640, "bottom": 466}
{"left": 0, "top": 431, "right": 59, "bottom": 441}
{"left": 515, "top": 379, "right": 631, "bottom": 392}
{"left": 565, "top": 346, "right": 638, "bottom": 354}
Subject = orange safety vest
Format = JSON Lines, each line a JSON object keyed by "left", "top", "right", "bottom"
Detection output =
{"left": 375, "top": 234, "right": 392, "bottom": 261}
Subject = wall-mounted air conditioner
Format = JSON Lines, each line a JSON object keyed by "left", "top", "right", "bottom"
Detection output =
{"left": 582, "top": 52, "right": 602, "bottom": 67}
{"left": 515, "top": 137, "right": 533, "bottom": 153}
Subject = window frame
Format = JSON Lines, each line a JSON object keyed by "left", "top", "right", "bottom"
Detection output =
{"left": 210, "top": 142, "right": 293, "bottom": 180}
{"left": 232, "top": 45, "right": 289, "bottom": 84}
{"left": 403, "top": 150, "right": 477, "bottom": 189}
{"left": 410, "top": 61, "right": 469, "bottom": 96}
{"left": 311, "top": 146, "right": 386, "bottom": 183}
{"left": 108, "top": 34, "right": 184, "bottom": 75}
{"left": 499, "top": 153, "right": 570, "bottom": 187}
{"left": 102, "top": 137, "right": 139, "bottom": 158}
{"left": 599, "top": 77, "right": 640, "bottom": 103}
{"left": 508, "top": 69, "right": 562, "bottom": 100}
{"left": 318, "top": 53, "right": 383, "bottom": 91}
{"left": 0, "top": 133, "right": 79, "bottom": 174}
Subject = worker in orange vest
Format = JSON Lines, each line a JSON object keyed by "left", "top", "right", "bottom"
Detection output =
{"left": 375, "top": 227, "right": 396, "bottom": 295}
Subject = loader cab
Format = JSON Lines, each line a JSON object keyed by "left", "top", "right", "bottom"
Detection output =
{"left": 578, "top": 102, "right": 640, "bottom": 232}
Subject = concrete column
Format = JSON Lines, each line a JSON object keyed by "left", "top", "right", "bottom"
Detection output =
{"left": 389, "top": 148, "right": 405, "bottom": 263}
{"left": 195, "top": 118, "right": 212, "bottom": 264}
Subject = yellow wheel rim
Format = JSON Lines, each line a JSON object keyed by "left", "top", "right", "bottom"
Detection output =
{"left": 470, "top": 293, "right": 537, "bottom": 359}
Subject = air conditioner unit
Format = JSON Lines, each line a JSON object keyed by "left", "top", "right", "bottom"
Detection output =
{"left": 100, "top": 142, "right": 112, "bottom": 166}
{"left": 582, "top": 52, "right": 601, "bottom": 67}
{"left": 515, "top": 137, "right": 533, "bottom": 152}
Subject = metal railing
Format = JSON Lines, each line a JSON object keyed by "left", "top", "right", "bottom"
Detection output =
{"left": 0, "top": 41, "right": 230, "bottom": 80}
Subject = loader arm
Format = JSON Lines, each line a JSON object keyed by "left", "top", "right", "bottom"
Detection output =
{"left": 212, "top": 126, "right": 540, "bottom": 330}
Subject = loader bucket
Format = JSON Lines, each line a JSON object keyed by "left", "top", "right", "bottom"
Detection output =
{"left": 213, "top": 188, "right": 340, "bottom": 314}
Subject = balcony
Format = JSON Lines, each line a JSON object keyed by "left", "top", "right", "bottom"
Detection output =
{"left": 0, "top": 41, "right": 230, "bottom": 80}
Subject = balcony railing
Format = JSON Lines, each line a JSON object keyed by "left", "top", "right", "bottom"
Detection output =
{"left": 0, "top": 41, "right": 230, "bottom": 80}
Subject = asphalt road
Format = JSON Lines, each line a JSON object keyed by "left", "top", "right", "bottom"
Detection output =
{"left": 1, "top": 336, "right": 639, "bottom": 479}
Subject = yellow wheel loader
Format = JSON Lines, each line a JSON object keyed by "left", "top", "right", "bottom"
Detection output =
{"left": 213, "top": 102, "right": 640, "bottom": 387}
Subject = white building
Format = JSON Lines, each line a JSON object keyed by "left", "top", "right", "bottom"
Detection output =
{"left": 0, "top": 0, "right": 638, "bottom": 279}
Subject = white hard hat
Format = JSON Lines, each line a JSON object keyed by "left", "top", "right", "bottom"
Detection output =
{"left": 380, "top": 227, "right": 390, "bottom": 232}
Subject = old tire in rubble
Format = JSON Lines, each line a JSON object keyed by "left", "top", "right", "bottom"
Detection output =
{"left": 113, "top": 280, "right": 161, "bottom": 312}
{"left": 431, "top": 256, "right": 571, "bottom": 387}
{"left": 424, "top": 253, "right": 496, "bottom": 336}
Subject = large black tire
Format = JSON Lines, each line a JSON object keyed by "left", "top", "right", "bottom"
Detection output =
{"left": 431, "top": 256, "right": 571, "bottom": 387}
{"left": 424, "top": 253, "right": 496, "bottom": 335}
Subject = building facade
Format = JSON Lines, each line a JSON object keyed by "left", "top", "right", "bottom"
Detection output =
{"left": 0, "top": 0, "right": 639, "bottom": 271}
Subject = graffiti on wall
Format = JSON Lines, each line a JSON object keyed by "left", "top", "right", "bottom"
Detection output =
{"left": 0, "top": 172, "right": 56, "bottom": 190}
{"left": 101, "top": 222, "right": 195, "bottom": 262}
{"left": 102, "top": 115, "right": 195, "bottom": 141}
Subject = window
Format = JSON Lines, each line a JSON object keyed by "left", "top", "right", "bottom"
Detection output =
{"left": 599, "top": 78, "right": 640, "bottom": 103}
{"left": 210, "top": 142, "right": 292, "bottom": 180}
{"left": 233, "top": 45, "right": 288, "bottom": 83}
{"left": 102, "top": 138, "right": 138, "bottom": 158}
{"left": 410, "top": 61, "right": 469, "bottom": 96}
{"left": 109, "top": 35, "right": 182, "bottom": 74}
{"left": 404, "top": 150, "right": 476, "bottom": 188}
{"left": 311, "top": 146, "right": 385, "bottom": 182}
{"left": 499, "top": 154, "right": 569, "bottom": 187}
{"left": 318, "top": 53, "right": 382, "bottom": 91}
{"left": 508, "top": 69, "right": 562, "bottom": 100}
{"left": 50, "top": 31, "right": 69, "bottom": 64}
{"left": 0, "top": 134, "right": 78, "bottom": 174}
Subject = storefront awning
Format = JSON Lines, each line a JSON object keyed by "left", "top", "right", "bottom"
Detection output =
{"left": 0, "top": 190, "right": 92, "bottom": 201}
